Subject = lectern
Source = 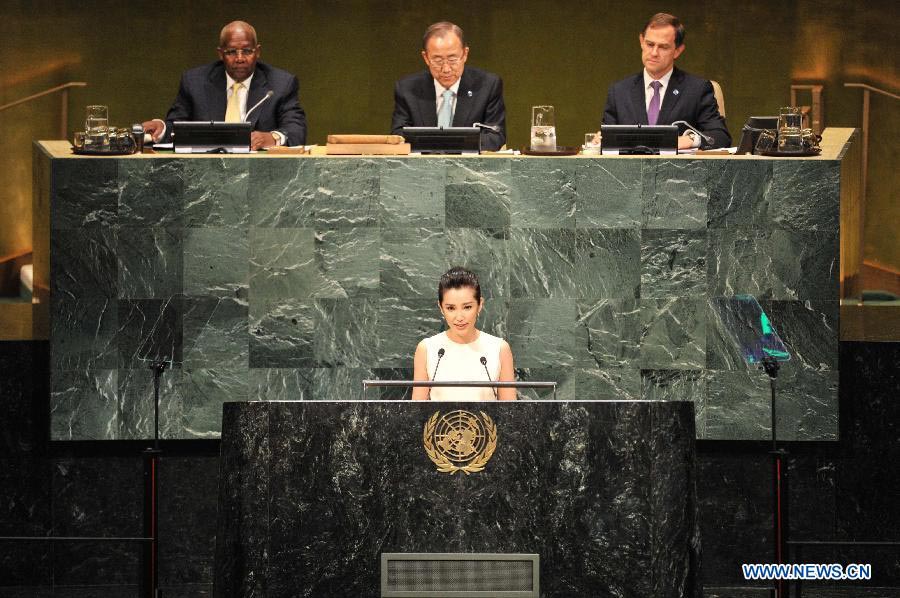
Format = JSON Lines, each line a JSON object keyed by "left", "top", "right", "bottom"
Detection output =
{"left": 214, "top": 400, "right": 700, "bottom": 597}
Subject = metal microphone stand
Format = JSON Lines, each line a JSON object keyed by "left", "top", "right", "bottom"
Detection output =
{"left": 141, "top": 360, "right": 167, "bottom": 598}
{"left": 762, "top": 357, "right": 787, "bottom": 598}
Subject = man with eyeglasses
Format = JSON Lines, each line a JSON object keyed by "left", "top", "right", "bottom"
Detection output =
{"left": 391, "top": 21, "right": 506, "bottom": 151}
{"left": 142, "top": 21, "right": 306, "bottom": 149}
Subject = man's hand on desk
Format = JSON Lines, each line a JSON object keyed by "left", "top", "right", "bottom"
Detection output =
{"left": 251, "top": 131, "right": 278, "bottom": 150}
{"left": 677, "top": 135, "right": 695, "bottom": 150}
{"left": 141, "top": 119, "right": 165, "bottom": 142}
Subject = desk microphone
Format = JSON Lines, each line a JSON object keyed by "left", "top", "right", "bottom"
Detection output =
{"left": 671, "top": 120, "right": 715, "bottom": 145}
{"left": 480, "top": 356, "right": 499, "bottom": 399}
{"left": 245, "top": 91, "right": 274, "bottom": 122}
{"left": 473, "top": 122, "right": 501, "bottom": 133}
{"left": 432, "top": 348, "right": 445, "bottom": 381}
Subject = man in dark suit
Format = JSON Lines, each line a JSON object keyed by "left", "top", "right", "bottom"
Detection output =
{"left": 391, "top": 21, "right": 506, "bottom": 151}
{"left": 142, "top": 21, "right": 306, "bottom": 149}
{"left": 603, "top": 13, "right": 730, "bottom": 150}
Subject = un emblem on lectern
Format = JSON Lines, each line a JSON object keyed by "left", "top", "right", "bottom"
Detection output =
{"left": 423, "top": 410, "right": 497, "bottom": 475}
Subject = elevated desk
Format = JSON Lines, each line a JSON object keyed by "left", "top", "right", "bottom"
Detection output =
{"left": 34, "top": 129, "right": 857, "bottom": 441}
{"left": 214, "top": 400, "right": 699, "bottom": 598}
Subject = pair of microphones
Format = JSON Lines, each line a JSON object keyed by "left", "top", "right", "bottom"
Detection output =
{"left": 431, "top": 348, "right": 498, "bottom": 399}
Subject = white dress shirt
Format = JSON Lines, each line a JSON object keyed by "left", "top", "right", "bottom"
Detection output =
{"left": 434, "top": 78, "right": 461, "bottom": 121}
{"left": 643, "top": 67, "right": 700, "bottom": 147}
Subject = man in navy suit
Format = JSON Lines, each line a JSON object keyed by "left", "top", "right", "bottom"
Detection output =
{"left": 603, "top": 13, "right": 731, "bottom": 150}
{"left": 142, "top": 21, "right": 306, "bottom": 149}
{"left": 391, "top": 21, "right": 507, "bottom": 151}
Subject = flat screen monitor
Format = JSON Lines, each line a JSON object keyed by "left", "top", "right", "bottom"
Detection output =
{"left": 401, "top": 127, "right": 481, "bottom": 154}
{"left": 600, "top": 124, "right": 678, "bottom": 155}
{"left": 173, "top": 121, "right": 252, "bottom": 153}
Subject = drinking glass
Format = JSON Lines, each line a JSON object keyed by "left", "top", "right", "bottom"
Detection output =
{"left": 85, "top": 105, "right": 109, "bottom": 146}
{"left": 754, "top": 129, "right": 776, "bottom": 154}
{"left": 582, "top": 131, "right": 602, "bottom": 154}
{"left": 530, "top": 105, "right": 556, "bottom": 151}
{"left": 778, "top": 128, "right": 804, "bottom": 153}
{"left": 778, "top": 106, "right": 802, "bottom": 131}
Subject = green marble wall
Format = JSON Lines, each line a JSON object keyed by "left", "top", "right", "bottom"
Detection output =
{"left": 46, "top": 152, "right": 840, "bottom": 441}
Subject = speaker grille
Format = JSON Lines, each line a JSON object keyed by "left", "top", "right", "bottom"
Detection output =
{"left": 381, "top": 553, "right": 539, "bottom": 597}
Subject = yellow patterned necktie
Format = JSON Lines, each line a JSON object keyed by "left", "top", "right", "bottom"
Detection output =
{"left": 225, "top": 82, "right": 244, "bottom": 122}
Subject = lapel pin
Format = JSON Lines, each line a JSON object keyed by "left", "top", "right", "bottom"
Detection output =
{"left": 467, "top": 90, "right": 473, "bottom": 97}
{"left": 673, "top": 89, "right": 680, "bottom": 96}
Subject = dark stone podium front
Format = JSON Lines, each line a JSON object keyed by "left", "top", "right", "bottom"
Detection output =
{"left": 214, "top": 400, "right": 699, "bottom": 598}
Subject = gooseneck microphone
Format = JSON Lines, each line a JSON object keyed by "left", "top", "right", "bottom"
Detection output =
{"left": 244, "top": 91, "right": 274, "bottom": 122}
{"left": 480, "top": 356, "right": 499, "bottom": 400}
{"left": 671, "top": 120, "right": 715, "bottom": 146}
{"left": 431, "top": 348, "right": 445, "bottom": 381}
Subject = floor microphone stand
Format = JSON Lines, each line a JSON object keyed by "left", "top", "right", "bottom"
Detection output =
{"left": 762, "top": 357, "right": 787, "bottom": 598}
{"left": 141, "top": 360, "right": 167, "bottom": 598}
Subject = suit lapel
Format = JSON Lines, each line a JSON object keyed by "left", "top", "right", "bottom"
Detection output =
{"left": 418, "top": 71, "right": 438, "bottom": 127}
{"left": 206, "top": 64, "right": 228, "bottom": 121}
{"left": 246, "top": 67, "right": 268, "bottom": 126}
{"left": 630, "top": 74, "right": 648, "bottom": 124}
{"left": 452, "top": 69, "right": 473, "bottom": 127}
{"left": 657, "top": 68, "right": 684, "bottom": 127}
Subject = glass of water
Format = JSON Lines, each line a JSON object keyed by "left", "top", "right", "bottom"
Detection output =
{"left": 85, "top": 105, "right": 109, "bottom": 146}
{"left": 530, "top": 105, "right": 556, "bottom": 151}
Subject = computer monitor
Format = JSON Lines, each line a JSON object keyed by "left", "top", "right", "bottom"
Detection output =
{"left": 173, "top": 121, "right": 252, "bottom": 153}
{"left": 600, "top": 124, "right": 678, "bottom": 155}
{"left": 401, "top": 127, "right": 481, "bottom": 154}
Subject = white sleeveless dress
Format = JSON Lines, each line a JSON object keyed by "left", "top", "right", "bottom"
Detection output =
{"left": 422, "top": 330, "right": 504, "bottom": 401}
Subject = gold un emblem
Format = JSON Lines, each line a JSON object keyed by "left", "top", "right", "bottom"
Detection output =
{"left": 423, "top": 410, "right": 497, "bottom": 475}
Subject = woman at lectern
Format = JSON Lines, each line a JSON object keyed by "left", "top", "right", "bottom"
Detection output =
{"left": 412, "top": 267, "right": 516, "bottom": 401}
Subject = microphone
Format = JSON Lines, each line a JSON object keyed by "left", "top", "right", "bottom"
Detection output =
{"left": 480, "top": 356, "right": 498, "bottom": 400}
{"left": 431, "top": 348, "right": 445, "bottom": 381}
{"left": 472, "top": 122, "right": 501, "bottom": 133}
{"left": 244, "top": 91, "right": 274, "bottom": 122}
{"left": 671, "top": 120, "right": 715, "bottom": 146}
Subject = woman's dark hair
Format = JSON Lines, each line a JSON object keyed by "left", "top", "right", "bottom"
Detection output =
{"left": 438, "top": 266, "right": 481, "bottom": 303}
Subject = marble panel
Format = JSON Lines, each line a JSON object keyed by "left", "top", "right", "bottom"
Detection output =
{"left": 640, "top": 297, "right": 706, "bottom": 370}
{"left": 573, "top": 298, "right": 640, "bottom": 368}
{"left": 380, "top": 227, "right": 448, "bottom": 299}
{"left": 183, "top": 297, "right": 249, "bottom": 369}
{"left": 50, "top": 298, "right": 118, "bottom": 371}
{"left": 507, "top": 298, "right": 578, "bottom": 367}
{"left": 375, "top": 297, "right": 443, "bottom": 368}
{"left": 642, "top": 370, "right": 707, "bottom": 435}
{"left": 50, "top": 159, "right": 118, "bottom": 230}
{"left": 508, "top": 228, "right": 577, "bottom": 298}
{"left": 574, "top": 158, "right": 642, "bottom": 228}
{"left": 0, "top": 458, "right": 51, "bottom": 585}
{"left": 50, "top": 227, "right": 117, "bottom": 300}
{"left": 117, "top": 298, "right": 182, "bottom": 369}
{"left": 117, "top": 159, "right": 183, "bottom": 227}
{"left": 768, "top": 160, "right": 841, "bottom": 231}
{"left": 642, "top": 159, "right": 709, "bottom": 229}
{"left": 574, "top": 228, "right": 641, "bottom": 299}
{"left": 183, "top": 227, "right": 249, "bottom": 299}
{"left": 707, "top": 227, "right": 839, "bottom": 300}
{"left": 641, "top": 229, "right": 708, "bottom": 298}
{"left": 248, "top": 158, "right": 317, "bottom": 227}
{"left": 49, "top": 369, "right": 117, "bottom": 440}
{"left": 515, "top": 366, "right": 641, "bottom": 400}
{"left": 248, "top": 367, "right": 374, "bottom": 402}
{"left": 116, "top": 225, "right": 183, "bottom": 299}
{"left": 312, "top": 158, "right": 380, "bottom": 228}
{"left": 183, "top": 158, "right": 250, "bottom": 227}
{"left": 509, "top": 158, "right": 576, "bottom": 228}
{"left": 445, "top": 227, "right": 509, "bottom": 298}
{"left": 445, "top": 159, "right": 514, "bottom": 227}
{"left": 707, "top": 160, "right": 772, "bottom": 229}
{"left": 116, "top": 366, "right": 184, "bottom": 439}
{"left": 379, "top": 158, "right": 445, "bottom": 227}
{"left": 179, "top": 368, "right": 250, "bottom": 438}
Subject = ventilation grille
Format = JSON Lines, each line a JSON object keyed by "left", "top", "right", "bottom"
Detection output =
{"left": 381, "top": 553, "right": 539, "bottom": 597}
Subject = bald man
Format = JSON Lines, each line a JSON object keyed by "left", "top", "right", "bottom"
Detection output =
{"left": 142, "top": 21, "right": 307, "bottom": 149}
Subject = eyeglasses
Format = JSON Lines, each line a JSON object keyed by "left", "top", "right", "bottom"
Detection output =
{"left": 428, "top": 56, "right": 462, "bottom": 67}
{"left": 221, "top": 48, "right": 257, "bottom": 57}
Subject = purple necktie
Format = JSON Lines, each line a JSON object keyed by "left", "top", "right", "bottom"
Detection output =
{"left": 647, "top": 80, "right": 662, "bottom": 125}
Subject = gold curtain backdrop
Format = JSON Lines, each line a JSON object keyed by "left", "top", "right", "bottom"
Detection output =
{"left": 1, "top": 0, "right": 897, "bottom": 280}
